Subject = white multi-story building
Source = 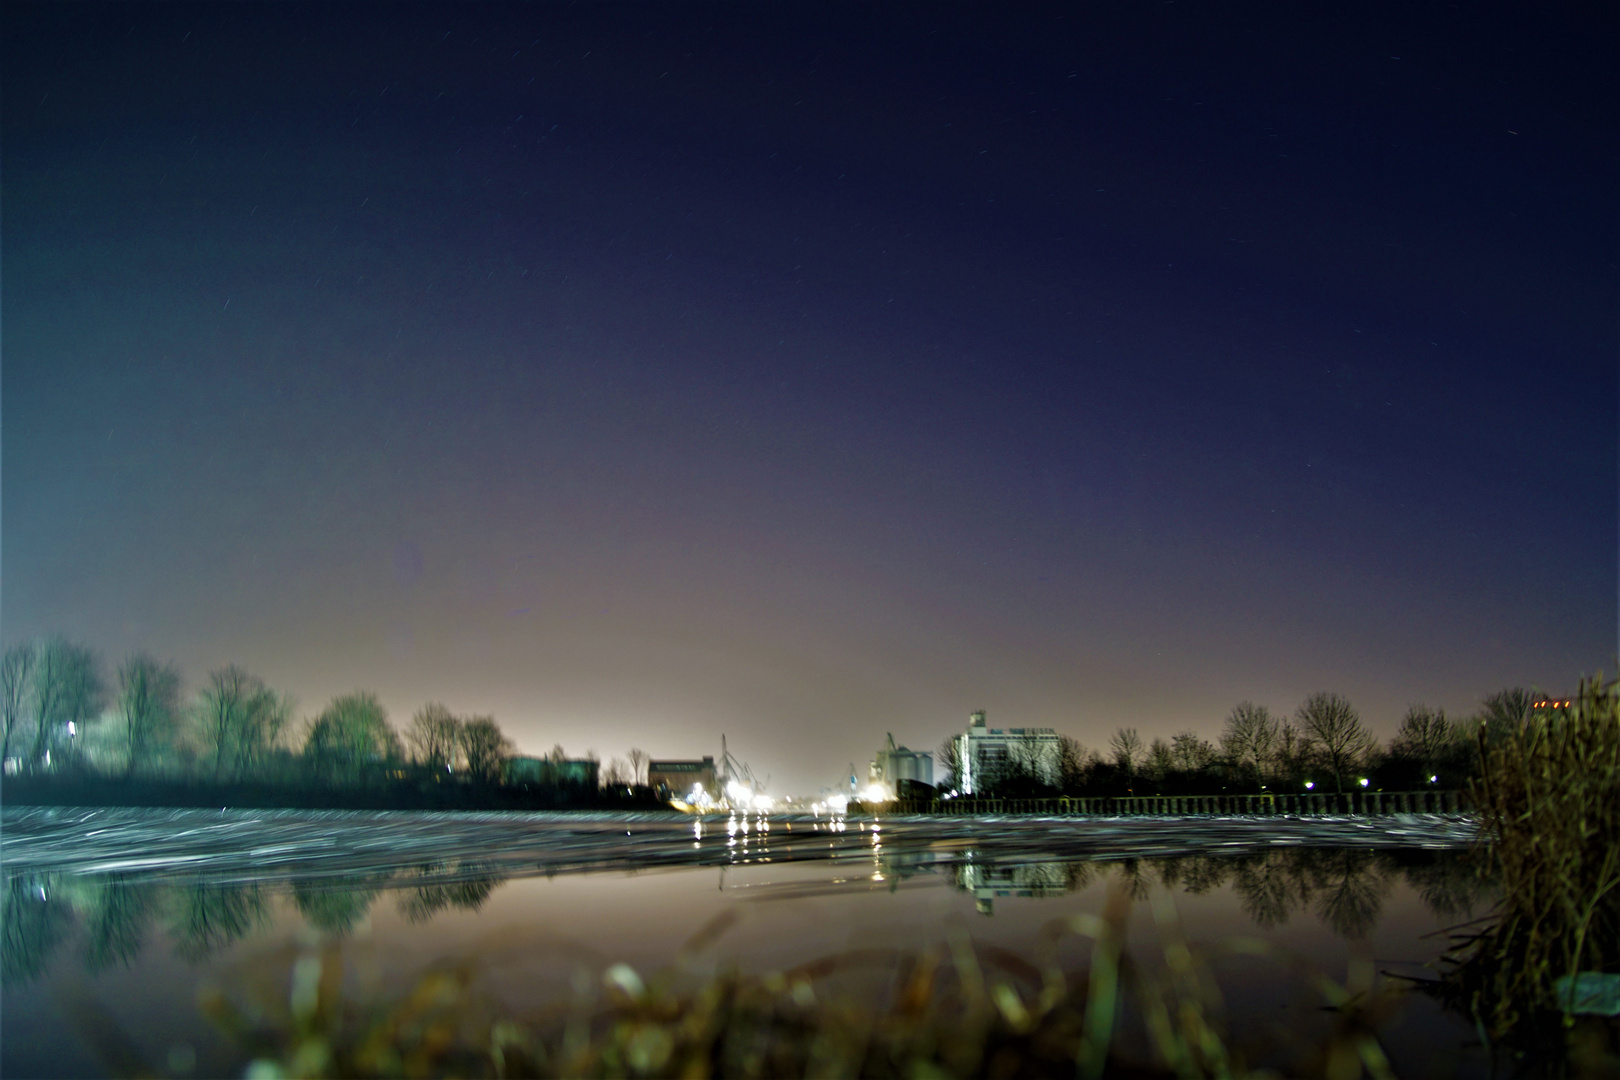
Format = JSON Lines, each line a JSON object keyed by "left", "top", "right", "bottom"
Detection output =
{"left": 953, "top": 710, "right": 1060, "bottom": 794}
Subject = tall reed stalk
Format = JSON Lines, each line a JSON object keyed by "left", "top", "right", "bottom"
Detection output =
{"left": 1459, "top": 672, "right": 1620, "bottom": 1035}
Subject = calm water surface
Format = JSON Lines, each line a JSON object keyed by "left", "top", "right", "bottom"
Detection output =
{"left": 2, "top": 807, "right": 1492, "bottom": 1077}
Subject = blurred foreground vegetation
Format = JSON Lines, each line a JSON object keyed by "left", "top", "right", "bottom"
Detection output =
{"left": 1422, "top": 672, "right": 1620, "bottom": 1067}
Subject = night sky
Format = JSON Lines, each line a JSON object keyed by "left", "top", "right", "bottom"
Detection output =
{"left": 3, "top": 3, "right": 1614, "bottom": 794}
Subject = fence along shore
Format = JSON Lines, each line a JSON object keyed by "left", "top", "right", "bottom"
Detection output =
{"left": 892, "top": 789, "right": 1471, "bottom": 816}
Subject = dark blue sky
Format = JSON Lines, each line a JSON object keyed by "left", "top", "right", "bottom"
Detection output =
{"left": 3, "top": 2, "right": 1614, "bottom": 792}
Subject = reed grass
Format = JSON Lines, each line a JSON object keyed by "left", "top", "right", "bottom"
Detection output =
{"left": 1444, "top": 672, "right": 1620, "bottom": 1045}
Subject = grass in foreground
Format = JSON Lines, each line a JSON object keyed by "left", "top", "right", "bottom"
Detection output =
{"left": 1424, "top": 672, "right": 1620, "bottom": 1072}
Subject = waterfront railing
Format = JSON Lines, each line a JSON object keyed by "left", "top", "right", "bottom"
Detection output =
{"left": 890, "top": 790, "right": 1471, "bottom": 816}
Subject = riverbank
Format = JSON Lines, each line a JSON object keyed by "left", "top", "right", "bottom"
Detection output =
{"left": 0, "top": 773, "right": 669, "bottom": 814}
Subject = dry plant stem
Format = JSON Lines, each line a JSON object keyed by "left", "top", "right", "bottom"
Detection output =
{"left": 1460, "top": 673, "right": 1620, "bottom": 1037}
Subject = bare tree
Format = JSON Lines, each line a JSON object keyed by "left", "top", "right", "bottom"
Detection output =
{"left": 1294, "top": 692, "right": 1376, "bottom": 793}
{"left": 1002, "top": 731, "right": 1057, "bottom": 790}
{"left": 117, "top": 654, "right": 183, "bottom": 777}
{"left": 304, "top": 692, "right": 401, "bottom": 782}
{"left": 627, "top": 748, "right": 648, "bottom": 785}
{"left": 937, "top": 736, "right": 962, "bottom": 790}
{"left": 27, "top": 638, "right": 104, "bottom": 768}
{"left": 1145, "top": 737, "right": 1173, "bottom": 781}
{"left": 1270, "top": 717, "right": 1305, "bottom": 785}
{"left": 234, "top": 691, "right": 293, "bottom": 777}
{"left": 1170, "top": 732, "right": 1216, "bottom": 773}
{"left": 405, "top": 702, "right": 463, "bottom": 770}
{"left": 1057, "top": 734, "right": 1089, "bottom": 792}
{"left": 1220, "top": 702, "right": 1279, "bottom": 784}
{"left": 460, "top": 716, "right": 514, "bottom": 783}
{"left": 1, "top": 644, "right": 36, "bottom": 766}
{"left": 603, "top": 757, "right": 632, "bottom": 787}
{"left": 195, "top": 666, "right": 288, "bottom": 780}
{"left": 1389, "top": 704, "right": 1461, "bottom": 778}
{"left": 1109, "top": 727, "right": 1143, "bottom": 777}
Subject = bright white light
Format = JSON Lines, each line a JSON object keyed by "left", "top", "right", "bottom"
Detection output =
{"left": 861, "top": 784, "right": 890, "bottom": 804}
{"left": 66, "top": 721, "right": 76, "bottom": 736}
{"left": 1359, "top": 778, "right": 1370, "bottom": 787}
{"left": 1429, "top": 775, "right": 1438, "bottom": 783}
{"left": 1304, "top": 781, "right": 1315, "bottom": 790}
{"left": 752, "top": 793, "right": 774, "bottom": 811}
{"left": 826, "top": 794, "right": 848, "bottom": 814}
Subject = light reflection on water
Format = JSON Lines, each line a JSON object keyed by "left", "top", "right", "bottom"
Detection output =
{"left": 1, "top": 807, "right": 1492, "bottom": 1077}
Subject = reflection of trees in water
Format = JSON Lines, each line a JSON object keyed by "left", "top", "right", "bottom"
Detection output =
{"left": 396, "top": 865, "right": 505, "bottom": 924}
{"left": 291, "top": 877, "right": 384, "bottom": 936}
{"left": 957, "top": 848, "right": 1485, "bottom": 942}
{"left": 1303, "top": 848, "right": 1390, "bottom": 940}
{"left": 1, "top": 861, "right": 519, "bottom": 980}
{"left": 1153, "top": 857, "right": 1185, "bottom": 891}
{"left": 168, "top": 882, "right": 271, "bottom": 962}
{"left": 83, "top": 877, "right": 159, "bottom": 973}
{"left": 1114, "top": 860, "right": 1154, "bottom": 902}
{"left": 2, "top": 873, "right": 74, "bottom": 984}
{"left": 1229, "top": 852, "right": 1310, "bottom": 929}
{"left": 1063, "top": 860, "right": 1097, "bottom": 893}
{"left": 1227, "top": 849, "right": 1484, "bottom": 939}
{"left": 1178, "top": 856, "right": 1233, "bottom": 896}
{"left": 1395, "top": 851, "right": 1493, "bottom": 921}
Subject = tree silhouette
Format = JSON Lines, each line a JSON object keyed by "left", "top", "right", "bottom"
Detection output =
{"left": 1294, "top": 692, "right": 1375, "bottom": 792}
{"left": 2, "top": 873, "right": 74, "bottom": 983}
{"left": 168, "top": 882, "right": 270, "bottom": 962}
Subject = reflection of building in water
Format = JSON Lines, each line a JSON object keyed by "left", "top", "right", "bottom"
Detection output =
{"left": 874, "top": 847, "right": 947, "bottom": 885}
{"left": 955, "top": 859, "right": 1071, "bottom": 915}
{"left": 648, "top": 756, "right": 718, "bottom": 799}
{"left": 868, "top": 733, "right": 934, "bottom": 798}
{"left": 953, "top": 710, "right": 1060, "bottom": 794}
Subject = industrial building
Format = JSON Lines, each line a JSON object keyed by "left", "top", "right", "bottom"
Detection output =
{"left": 868, "top": 733, "right": 934, "bottom": 799}
{"left": 648, "top": 756, "right": 717, "bottom": 800}
{"left": 952, "top": 710, "right": 1060, "bottom": 794}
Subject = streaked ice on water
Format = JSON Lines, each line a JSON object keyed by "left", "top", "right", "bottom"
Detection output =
{"left": 0, "top": 806, "right": 1476, "bottom": 885}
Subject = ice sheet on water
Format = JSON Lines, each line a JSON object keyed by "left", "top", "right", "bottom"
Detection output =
{"left": 0, "top": 805, "right": 1476, "bottom": 885}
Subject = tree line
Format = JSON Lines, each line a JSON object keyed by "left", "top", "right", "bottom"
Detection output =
{"left": 0, "top": 635, "right": 596, "bottom": 792}
{"left": 937, "top": 687, "right": 1552, "bottom": 799}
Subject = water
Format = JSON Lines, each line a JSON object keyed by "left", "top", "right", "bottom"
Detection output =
{"left": 2, "top": 806, "right": 1494, "bottom": 1077}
